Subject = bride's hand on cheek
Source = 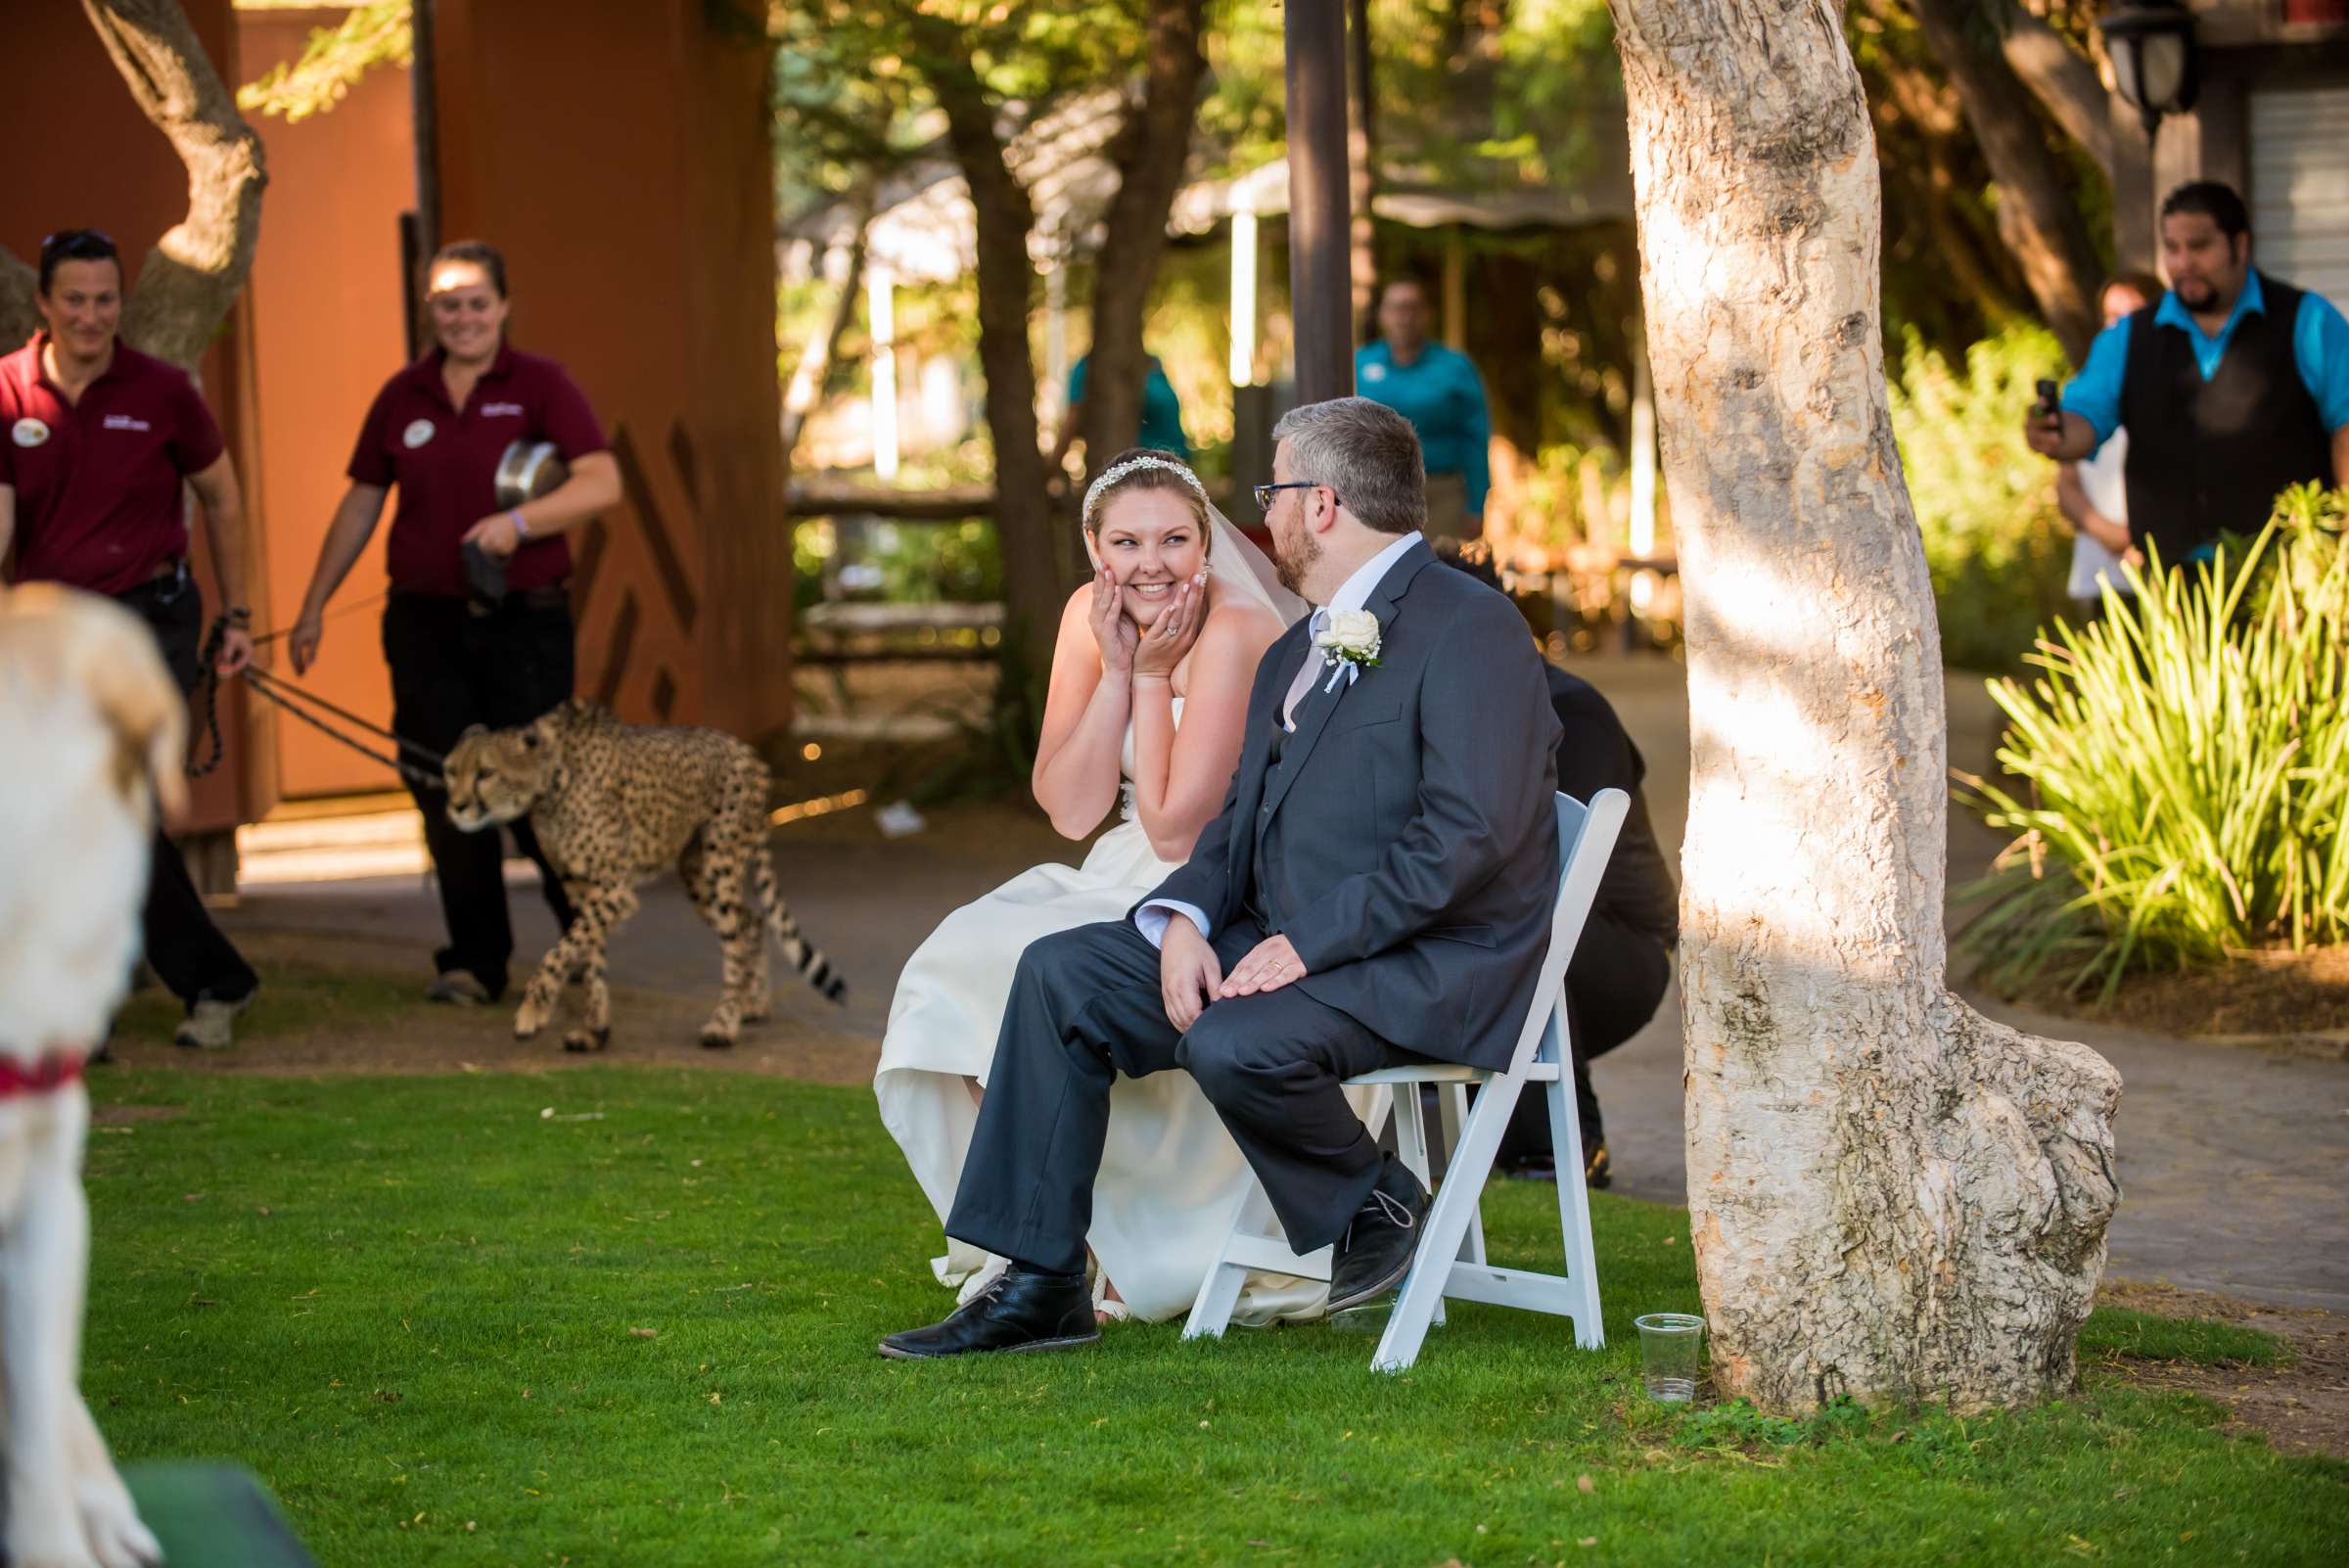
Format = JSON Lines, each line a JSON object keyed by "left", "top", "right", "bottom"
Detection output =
{"left": 1089, "top": 563, "right": 1137, "bottom": 674}
{"left": 1131, "top": 574, "right": 1208, "bottom": 681}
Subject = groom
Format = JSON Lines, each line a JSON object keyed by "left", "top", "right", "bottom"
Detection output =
{"left": 879, "top": 397, "right": 1562, "bottom": 1359}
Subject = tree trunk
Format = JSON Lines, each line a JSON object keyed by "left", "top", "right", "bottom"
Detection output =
{"left": 1607, "top": 0, "right": 2122, "bottom": 1414}
{"left": 1346, "top": 0, "right": 1377, "bottom": 341}
{"left": 89, "top": 0, "right": 269, "bottom": 370}
{"left": 1906, "top": 0, "right": 2100, "bottom": 362}
{"left": 781, "top": 194, "right": 873, "bottom": 464}
{"left": 0, "top": 0, "right": 267, "bottom": 364}
{"left": 919, "top": 41, "right": 1067, "bottom": 685}
{"left": 1075, "top": 0, "right": 1209, "bottom": 480}
{"left": 1285, "top": 0, "right": 1355, "bottom": 404}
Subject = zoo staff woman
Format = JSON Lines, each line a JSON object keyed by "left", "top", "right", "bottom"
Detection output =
{"left": 0, "top": 227, "right": 260, "bottom": 1050}
{"left": 288, "top": 240, "right": 621, "bottom": 1007}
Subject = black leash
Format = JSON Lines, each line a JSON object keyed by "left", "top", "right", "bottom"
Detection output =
{"left": 183, "top": 593, "right": 392, "bottom": 779}
{"left": 239, "top": 666, "right": 448, "bottom": 790}
{"left": 187, "top": 615, "right": 231, "bottom": 779}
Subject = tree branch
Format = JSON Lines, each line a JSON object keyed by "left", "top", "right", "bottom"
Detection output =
{"left": 1907, "top": 0, "right": 2101, "bottom": 361}
{"left": 1996, "top": 4, "right": 2112, "bottom": 177}
{"left": 83, "top": 0, "right": 269, "bottom": 370}
{"left": 1076, "top": 0, "right": 1209, "bottom": 478}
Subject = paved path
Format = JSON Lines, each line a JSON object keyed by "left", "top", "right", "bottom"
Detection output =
{"left": 215, "top": 657, "right": 2349, "bottom": 1312}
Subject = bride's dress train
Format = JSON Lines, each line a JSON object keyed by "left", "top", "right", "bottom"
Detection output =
{"left": 875, "top": 701, "right": 1342, "bottom": 1324}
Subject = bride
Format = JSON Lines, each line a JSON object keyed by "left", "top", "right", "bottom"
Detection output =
{"left": 875, "top": 447, "right": 1325, "bottom": 1324}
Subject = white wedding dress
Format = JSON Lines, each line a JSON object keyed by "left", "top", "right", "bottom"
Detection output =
{"left": 875, "top": 698, "right": 1341, "bottom": 1324}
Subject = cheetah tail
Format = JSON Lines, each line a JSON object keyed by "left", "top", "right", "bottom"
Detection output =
{"left": 753, "top": 841, "right": 847, "bottom": 1004}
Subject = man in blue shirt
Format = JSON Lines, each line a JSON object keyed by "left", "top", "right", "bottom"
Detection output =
{"left": 1064, "top": 351, "right": 1189, "bottom": 461}
{"left": 2027, "top": 181, "right": 2349, "bottom": 566}
{"left": 1356, "top": 278, "right": 1492, "bottom": 540}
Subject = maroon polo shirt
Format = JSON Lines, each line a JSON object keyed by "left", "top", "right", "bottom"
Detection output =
{"left": 348, "top": 344, "right": 609, "bottom": 599}
{"left": 0, "top": 334, "right": 226, "bottom": 595}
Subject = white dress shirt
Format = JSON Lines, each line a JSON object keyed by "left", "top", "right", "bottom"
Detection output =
{"left": 1137, "top": 530, "right": 1424, "bottom": 949}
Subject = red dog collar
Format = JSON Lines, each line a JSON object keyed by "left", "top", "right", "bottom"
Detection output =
{"left": 0, "top": 1055, "right": 85, "bottom": 1100}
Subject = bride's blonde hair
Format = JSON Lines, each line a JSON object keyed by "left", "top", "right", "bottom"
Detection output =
{"left": 1082, "top": 448, "right": 1212, "bottom": 557}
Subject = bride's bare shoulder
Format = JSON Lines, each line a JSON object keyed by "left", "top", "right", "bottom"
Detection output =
{"left": 1200, "top": 589, "right": 1285, "bottom": 657}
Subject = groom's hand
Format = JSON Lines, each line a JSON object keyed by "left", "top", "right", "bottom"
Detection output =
{"left": 1160, "top": 916, "right": 1223, "bottom": 1033}
{"left": 1219, "top": 935, "right": 1306, "bottom": 999}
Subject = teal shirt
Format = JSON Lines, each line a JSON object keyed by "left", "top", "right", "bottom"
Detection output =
{"left": 2061, "top": 271, "right": 2349, "bottom": 445}
{"left": 1355, "top": 340, "right": 1492, "bottom": 515}
{"left": 1069, "top": 354, "right": 1189, "bottom": 460}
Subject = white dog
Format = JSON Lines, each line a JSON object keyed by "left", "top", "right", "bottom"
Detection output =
{"left": 0, "top": 584, "right": 173, "bottom": 1568}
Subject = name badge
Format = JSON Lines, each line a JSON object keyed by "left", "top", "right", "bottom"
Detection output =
{"left": 11, "top": 417, "right": 49, "bottom": 447}
{"left": 403, "top": 418, "right": 437, "bottom": 449}
{"left": 1361, "top": 362, "right": 1387, "bottom": 383}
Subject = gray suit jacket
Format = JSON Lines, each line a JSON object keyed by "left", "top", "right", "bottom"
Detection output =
{"left": 1144, "top": 537, "right": 1562, "bottom": 1070}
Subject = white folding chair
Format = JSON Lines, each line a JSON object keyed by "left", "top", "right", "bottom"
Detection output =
{"left": 1183, "top": 789, "right": 1629, "bottom": 1372}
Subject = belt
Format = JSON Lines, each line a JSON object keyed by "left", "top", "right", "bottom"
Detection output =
{"left": 469, "top": 582, "right": 571, "bottom": 618}
{"left": 392, "top": 581, "right": 570, "bottom": 614}
{"left": 113, "top": 558, "right": 193, "bottom": 604}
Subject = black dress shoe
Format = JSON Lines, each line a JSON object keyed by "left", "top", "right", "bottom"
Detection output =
{"left": 1584, "top": 1141, "right": 1612, "bottom": 1190}
{"left": 877, "top": 1265, "right": 1100, "bottom": 1360}
{"left": 1327, "top": 1160, "right": 1432, "bottom": 1314}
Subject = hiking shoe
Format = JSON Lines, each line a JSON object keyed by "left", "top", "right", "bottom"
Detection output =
{"left": 174, "top": 991, "right": 254, "bottom": 1049}
{"left": 428, "top": 971, "right": 494, "bottom": 1006}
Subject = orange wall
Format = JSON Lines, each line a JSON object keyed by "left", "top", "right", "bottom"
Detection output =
{"left": 0, "top": 0, "right": 257, "bottom": 834}
{"left": 238, "top": 7, "right": 415, "bottom": 799}
{"left": 435, "top": 0, "right": 794, "bottom": 737}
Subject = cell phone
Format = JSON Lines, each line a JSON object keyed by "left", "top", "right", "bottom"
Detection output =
{"left": 2034, "top": 378, "right": 2060, "bottom": 421}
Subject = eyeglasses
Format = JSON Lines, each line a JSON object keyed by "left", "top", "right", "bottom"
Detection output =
{"left": 1254, "top": 480, "right": 1339, "bottom": 512}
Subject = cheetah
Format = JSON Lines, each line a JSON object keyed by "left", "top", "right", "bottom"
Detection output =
{"left": 441, "top": 699, "right": 845, "bottom": 1052}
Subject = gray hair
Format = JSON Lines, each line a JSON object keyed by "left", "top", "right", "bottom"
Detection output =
{"left": 1270, "top": 396, "right": 1425, "bottom": 534}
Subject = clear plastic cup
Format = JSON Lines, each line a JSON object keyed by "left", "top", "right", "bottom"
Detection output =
{"left": 1634, "top": 1313, "right": 1705, "bottom": 1402}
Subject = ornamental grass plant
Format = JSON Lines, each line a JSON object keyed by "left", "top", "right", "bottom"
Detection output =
{"left": 1958, "top": 484, "right": 2349, "bottom": 1002}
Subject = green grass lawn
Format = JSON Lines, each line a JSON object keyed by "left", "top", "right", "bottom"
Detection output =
{"left": 82, "top": 1068, "right": 2347, "bottom": 1567}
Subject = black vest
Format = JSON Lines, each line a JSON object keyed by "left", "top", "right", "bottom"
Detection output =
{"left": 2120, "top": 273, "right": 2335, "bottom": 564}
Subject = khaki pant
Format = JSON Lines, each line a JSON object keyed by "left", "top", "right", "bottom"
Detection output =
{"left": 1422, "top": 471, "right": 1478, "bottom": 541}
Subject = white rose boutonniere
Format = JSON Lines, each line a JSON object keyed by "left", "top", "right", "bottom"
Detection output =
{"left": 1313, "top": 608, "right": 1384, "bottom": 693}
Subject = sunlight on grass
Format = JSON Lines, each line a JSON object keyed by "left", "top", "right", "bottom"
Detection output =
{"left": 81, "top": 1069, "right": 2345, "bottom": 1566}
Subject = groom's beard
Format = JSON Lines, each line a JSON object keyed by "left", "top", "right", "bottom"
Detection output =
{"left": 1272, "top": 522, "right": 1320, "bottom": 598}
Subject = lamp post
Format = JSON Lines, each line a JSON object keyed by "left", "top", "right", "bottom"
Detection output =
{"left": 2098, "top": 0, "right": 2198, "bottom": 137}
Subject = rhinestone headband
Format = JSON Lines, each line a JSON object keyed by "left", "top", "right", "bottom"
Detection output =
{"left": 1082, "top": 454, "right": 1208, "bottom": 527}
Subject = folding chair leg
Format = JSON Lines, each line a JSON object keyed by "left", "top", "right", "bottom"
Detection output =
{"left": 1545, "top": 1045, "right": 1605, "bottom": 1351}
{"left": 1183, "top": 1181, "right": 1270, "bottom": 1341}
{"left": 1373, "top": 1073, "right": 1526, "bottom": 1373}
{"left": 1389, "top": 1089, "right": 1443, "bottom": 1325}
{"left": 1439, "top": 1084, "right": 1489, "bottom": 1267}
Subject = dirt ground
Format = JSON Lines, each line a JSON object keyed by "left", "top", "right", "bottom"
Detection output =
{"left": 2096, "top": 1280, "right": 2349, "bottom": 1461}
{"left": 101, "top": 928, "right": 880, "bottom": 1084}
{"left": 2022, "top": 946, "right": 2349, "bottom": 1055}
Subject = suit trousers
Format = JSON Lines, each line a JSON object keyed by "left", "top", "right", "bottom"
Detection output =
{"left": 113, "top": 574, "right": 258, "bottom": 1012}
{"left": 947, "top": 915, "right": 1393, "bottom": 1278}
{"left": 381, "top": 592, "right": 578, "bottom": 998}
{"left": 1495, "top": 907, "right": 1673, "bottom": 1163}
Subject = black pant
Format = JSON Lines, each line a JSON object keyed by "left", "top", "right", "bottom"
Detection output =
{"left": 948, "top": 917, "right": 1394, "bottom": 1277}
{"left": 381, "top": 592, "right": 578, "bottom": 997}
{"left": 113, "top": 573, "right": 258, "bottom": 1012}
{"left": 1497, "top": 910, "right": 1673, "bottom": 1165}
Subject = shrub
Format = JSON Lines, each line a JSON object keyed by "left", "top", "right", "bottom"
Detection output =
{"left": 1887, "top": 323, "right": 2074, "bottom": 673}
{"left": 1958, "top": 486, "right": 2349, "bottom": 1001}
